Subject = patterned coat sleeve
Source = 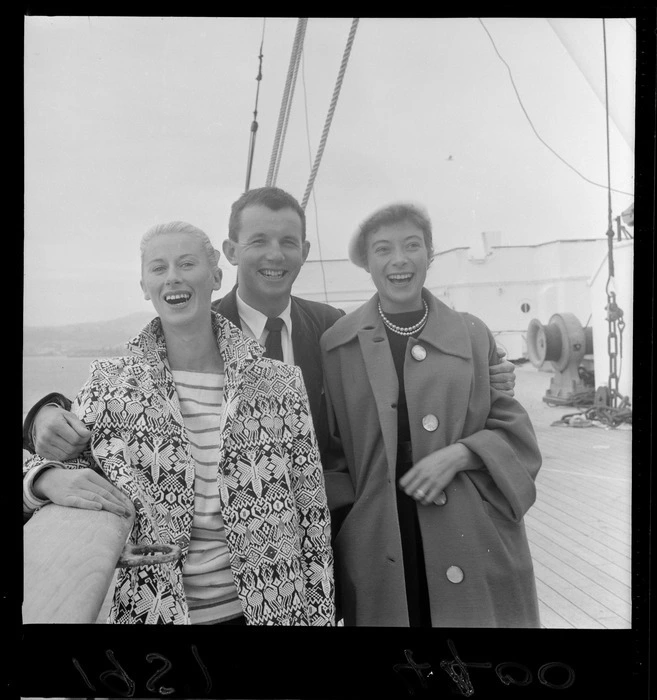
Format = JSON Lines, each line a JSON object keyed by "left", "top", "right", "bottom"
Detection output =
{"left": 22, "top": 362, "right": 106, "bottom": 519}
{"left": 285, "top": 366, "right": 336, "bottom": 626}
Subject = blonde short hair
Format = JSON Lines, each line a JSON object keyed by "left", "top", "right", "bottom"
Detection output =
{"left": 140, "top": 221, "right": 220, "bottom": 268}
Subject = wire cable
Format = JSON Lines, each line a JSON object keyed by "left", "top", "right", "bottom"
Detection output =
{"left": 603, "top": 19, "right": 615, "bottom": 244}
{"left": 478, "top": 18, "right": 633, "bottom": 197}
{"left": 244, "top": 18, "right": 267, "bottom": 192}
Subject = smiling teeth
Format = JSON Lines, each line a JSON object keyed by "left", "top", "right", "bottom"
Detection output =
{"left": 389, "top": 273, "right": 412, "bottom": 280}
{"left": 260, "top": 270, "right": 285, "bottom": 278}
{"left": 164, "top": 292, "right": 191, "bottom": 304}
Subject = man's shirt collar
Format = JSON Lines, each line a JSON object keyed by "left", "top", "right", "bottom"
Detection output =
{"left": 235, "top": 289, "right": 293, "bottom": 342}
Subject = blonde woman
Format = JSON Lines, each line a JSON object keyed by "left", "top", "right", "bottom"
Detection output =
{"left": 23, "top": 221, "right": 335, "bottom": 626}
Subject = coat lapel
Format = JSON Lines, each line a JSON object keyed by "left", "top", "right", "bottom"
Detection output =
{"left": 417, "top": 292, "right": 473, "bottom": 360}
{"left": 290, "top": 297, "right": 323, "bottom": 416}
{"left": 126, "top": 317, "right": 186, "bottom": 429}
{"left": 356, "top": 299, "right": 400, "bottom": 482}
{"left": 213, "top": 284, "right": 241, "bottom": 328}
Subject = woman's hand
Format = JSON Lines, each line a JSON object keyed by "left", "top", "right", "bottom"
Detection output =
{"left": 34, "top": 467, "right": 134, "bottom": 519}
{"left": 399, "top": 443, "right": 483, "bottom": 507}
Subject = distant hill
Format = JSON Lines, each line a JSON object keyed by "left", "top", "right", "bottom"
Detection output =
{"left": 24, "top": 312, "right": 157, "bottom": 357}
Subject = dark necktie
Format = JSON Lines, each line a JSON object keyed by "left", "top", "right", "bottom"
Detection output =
{"left": 264, "top": 317, "right": 285, "bottom": 361}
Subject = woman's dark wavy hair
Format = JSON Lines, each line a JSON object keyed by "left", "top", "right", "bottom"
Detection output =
{"left": 355, "top": 202, "right": 434, "bottom": 267}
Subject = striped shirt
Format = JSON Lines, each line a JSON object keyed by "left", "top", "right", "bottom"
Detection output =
{"left": 173, "top": 369, "right": 243, "bottom": 624}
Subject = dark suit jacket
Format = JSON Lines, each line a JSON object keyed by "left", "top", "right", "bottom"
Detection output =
{"left": 212, "top": 286, "right": 345, "bottom": 454}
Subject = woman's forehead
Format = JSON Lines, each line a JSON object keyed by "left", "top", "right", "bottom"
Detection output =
{"left": 368, "top": 220, "right": 425, "bottom": 243}
{"left": 143, "top": 232, "right": 204, "bottom": 258}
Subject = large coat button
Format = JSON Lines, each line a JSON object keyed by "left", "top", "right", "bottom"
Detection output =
{"left": 422, "top": 414, "right": 439, "bottom": 431}
{"left": 446, "top": 565, "right": 464, "bottom": 584}
{"left": 411, "top": 344, "right": 427, "bottom": 361}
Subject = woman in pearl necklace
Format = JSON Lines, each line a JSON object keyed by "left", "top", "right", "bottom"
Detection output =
{"left": 320, "top": 202, "right": 542, "bottom": 628}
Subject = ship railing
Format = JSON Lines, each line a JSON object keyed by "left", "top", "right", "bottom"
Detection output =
{"left": 23, "top": 504, "right": 134, "bottom": 623}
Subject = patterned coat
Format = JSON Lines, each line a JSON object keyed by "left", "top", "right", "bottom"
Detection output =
{"left": 24, "top": 313, "right": 335, "bottom": 625}
{"left": 213, "top": 286, "right": 345, "bottom": 455}
{"left": 320, "top": 292, "right": 541, "bottom": 627}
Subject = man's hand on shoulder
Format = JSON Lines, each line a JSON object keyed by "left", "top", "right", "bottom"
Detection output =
{"left": 33, "top": 405, "right": 91, "bottom": 461}
{"left": 490, "top": 346, "right": 516, "bottom": 397}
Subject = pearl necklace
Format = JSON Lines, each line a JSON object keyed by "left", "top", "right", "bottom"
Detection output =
{"left": 378, "top": 300, "right": 429, "bottom": 336}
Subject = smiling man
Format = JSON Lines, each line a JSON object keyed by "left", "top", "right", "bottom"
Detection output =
{"left": 213, "top": 187, "right": 345, "bottom": 453}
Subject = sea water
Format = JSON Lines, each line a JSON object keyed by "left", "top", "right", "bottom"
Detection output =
{"left": 22, "top": 355, "right": 104, "bottom": 420}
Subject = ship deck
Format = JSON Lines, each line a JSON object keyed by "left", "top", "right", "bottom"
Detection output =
{"left": 513, "top": 363, "right": 632, "bottom": 629}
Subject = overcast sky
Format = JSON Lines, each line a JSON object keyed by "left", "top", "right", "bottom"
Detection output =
{"left": 24, "top": 16, "right": 636, "bottom": 327}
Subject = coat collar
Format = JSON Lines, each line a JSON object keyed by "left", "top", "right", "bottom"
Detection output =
{"left": 323, "top": 289, "right": 472, "bottom": 360}
{"left": 126, "top": 311, "right": 265, "bottom": 390}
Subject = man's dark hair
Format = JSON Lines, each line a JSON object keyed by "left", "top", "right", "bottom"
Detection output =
{"left": 228, "top": 186, "right": 307, "bottom": 242}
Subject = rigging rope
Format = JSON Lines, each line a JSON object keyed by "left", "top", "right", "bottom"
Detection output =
{"left": 551, "top": 400, "right": 632, "bottom": 428}
{"left": 601, "top": 18, "right": 629, "bottom": 411}
{"left": 300, "top": 18, "right": 359, "bottom": 210}
{"left": 244, "top": 18, "right": 267, "bottom": 192}
{"left": 301, "top": 52, "right": 329, "bottom": 303}
{"left": 266, "top": 18, "right": 308, "bottom": 187}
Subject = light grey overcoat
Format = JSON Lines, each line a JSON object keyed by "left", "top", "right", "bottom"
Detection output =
{"left": 320, "top": 291, "right": 541, "bottom": 627}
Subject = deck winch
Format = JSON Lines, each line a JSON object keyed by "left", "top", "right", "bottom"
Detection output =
{"left": 527, "top": 312, "right": 594, "bottom": 405}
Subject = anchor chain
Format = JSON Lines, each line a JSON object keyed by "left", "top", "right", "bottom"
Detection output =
{"left": 604, "top": 289, "right": 625, "bottom": 408}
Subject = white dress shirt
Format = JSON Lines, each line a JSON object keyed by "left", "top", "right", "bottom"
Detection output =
{"left": 235, "top": 290, "right": 294, "bottom": 365}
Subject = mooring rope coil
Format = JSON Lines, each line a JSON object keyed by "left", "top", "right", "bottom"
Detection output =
{"left": 301, "top": 18, "right": 359, "bottom": 210}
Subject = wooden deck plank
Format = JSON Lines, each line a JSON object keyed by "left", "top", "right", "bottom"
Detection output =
{"left": 536, "top": 471, "right": 631, "bottom": 525}
{"left": 531, "top": 561, "right": 606, "bottom": 629}
{"left": 535, "top": 594, "right": 575, "bottom": 629}
{"left": 528, "top": 539, "right": 630, "bottom": 623}
{"left": 538, "top": 447, "right": 631, "bottom": 482}
{"left": 526, "top": 505, "right": 631, "bottom": 573}
{"left": 512, "top": 364, "right": 632, "bottom": 630}
{"left": 528, "top": 500, "right": 631, "bottom": 562}
{"left": 534, "top": 477, "right": 631, "bottom": 538}
{"left": 532, "top": 559, "right": 628, "bottom": 629}
{"left": 537, "top": 425, "right": 631, "bottom": 452}
{"left": 537, "top": 436, "right": 631, "bottom": 476}
{"left": 526, "top": 527, "right": 631, "bottom": 601}
{"left": 526, "top": 518, "right": 630, "bottom": 586}
{"left": 538, "top": 470, "right": 632, "bottom": 509}
{"left": 537, "top": 479, "right": 631, "bottom": 527}
{"left": 537, "top": 454, "right": 632, "bottom": 493}
{"left": 529, "top": 479, "right": 631, "bottom": 554}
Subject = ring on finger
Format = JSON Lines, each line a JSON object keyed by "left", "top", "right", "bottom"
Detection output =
{"left": 414, "top": 488, "right": 425, "bottom": 499}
